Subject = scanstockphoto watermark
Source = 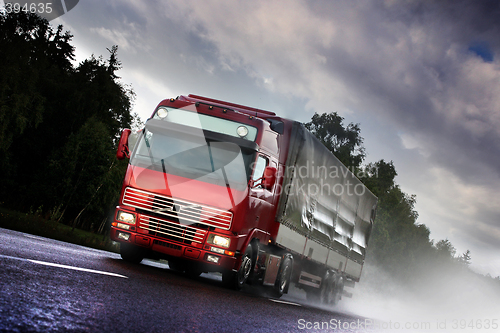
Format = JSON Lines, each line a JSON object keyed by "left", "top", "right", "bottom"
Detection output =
{"left": 0, "top": 1, "right": 80, "bottom": 21}
{"left": 297, "top": 318, "right": 432, "bottom": 331}
{"left": 297, "top": 318, "right": 499, "bottom": 331}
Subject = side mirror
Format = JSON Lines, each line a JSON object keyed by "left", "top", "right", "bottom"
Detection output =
{"left": 116, "top": 129, "right": 131, "bottom": 160}
{"left": 261, "top": 166, "right": 277, "bottom": 190}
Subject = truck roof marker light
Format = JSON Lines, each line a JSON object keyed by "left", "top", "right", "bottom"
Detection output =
{"left": 223, "top": 109, "right": 227, "bottom": 113}
{"left": 170, "top": 98, "right": 175, "bottom": 102}
{"left": 249, "top": 116, "right": 254, "bottom": 119}
{"left": 236, "top": 126, "right": 249, "bottom": 138}
{"left": 209, "top": 105, "right": 214, "bottom": 110}
{"left": 157, "top": 107, "right": 168, "bottom": 119}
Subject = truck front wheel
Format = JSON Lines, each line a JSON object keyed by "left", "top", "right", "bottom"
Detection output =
{"left": 120, "top": 243, "right": 144, "bottom": 264}
{"left": 222, "top": 245, "right": 253, "bottom": 290}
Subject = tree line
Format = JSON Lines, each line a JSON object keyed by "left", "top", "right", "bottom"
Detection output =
{"left": 0, "top": 11, "right": 136, "bottom": 232}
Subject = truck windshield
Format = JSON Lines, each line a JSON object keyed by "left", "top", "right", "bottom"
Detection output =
{"left": 130, "top": 120, "right": 256, "bottom": 191}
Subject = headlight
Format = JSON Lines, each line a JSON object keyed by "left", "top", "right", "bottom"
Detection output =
{"left": 117, "top": 211, "right": 136, "bottom": 224}
{"left": 207, "top": 234, "right": 230, "bottom": 248}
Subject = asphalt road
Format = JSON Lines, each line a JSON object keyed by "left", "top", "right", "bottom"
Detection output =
{"left": 0, "top": 228, "right": 372, "bottom": 333}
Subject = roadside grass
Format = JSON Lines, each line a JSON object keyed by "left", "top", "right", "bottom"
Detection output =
{"left": 0, "top": 207, "right": 119, "bottom": 253}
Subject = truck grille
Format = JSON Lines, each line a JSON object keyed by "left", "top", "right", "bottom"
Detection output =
{"left": 139, "top": 216, "right": 207, "bottom": 244}
{"left": 122, "top": 187, "right": 233, "bottom": 230}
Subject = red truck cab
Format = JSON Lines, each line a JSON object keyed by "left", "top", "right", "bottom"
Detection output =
{"left": 111, "top": 94, "right": 289, "bottom": 290}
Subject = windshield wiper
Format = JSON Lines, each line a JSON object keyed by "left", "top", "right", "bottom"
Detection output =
{"left": 142, "top": 130, "right": 156, "bottom": 167}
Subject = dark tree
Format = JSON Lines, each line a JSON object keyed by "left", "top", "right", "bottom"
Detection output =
{"left": 304, "top": 112, "right": 365, "bottom": 169}
{"left": 435, "top": 239, "right": 457, "bottom": 259}
{"left": 359, "top": 160, "right": 397, "bottom": 198}
{"left": 457, "top": 249, "right": 472, "bottom": 266}
{"left": 0, "top": 11, "right": 74, "bottom": 152}
{"left": 0, "top": 10, "right": 135, "bottom": 232}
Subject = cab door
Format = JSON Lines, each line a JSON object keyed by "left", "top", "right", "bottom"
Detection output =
{"left": 249, "top": 154, "right": 277, "bottom": 230}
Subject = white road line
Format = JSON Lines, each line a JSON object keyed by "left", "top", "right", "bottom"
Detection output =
{"left": 269, "top": 299, "right": 302, "bottom": 307}
{"left": 23, "top": 234, "right": 47, "bottom": 241}
{"left": 0, "top": 254, "right": 128, "bottom": 279}
{"left": 27, "top": 259, "right": 129, "bottom": 279}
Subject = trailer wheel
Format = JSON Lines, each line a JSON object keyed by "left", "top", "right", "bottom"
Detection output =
{"left": 120, "top": 243, "right": 144, "bottom": 264}
{"left": 320, "top": 272, "right": 335, "bottom": 305}
{"left": 223, "top": 245, "right": 253, "bottom": 290}
{"left": 271, "top": 255, "right": 292, "bottom": 298}
{"left": 333, "top": 276, "right": 344, "bottom": 305}
{"left": 321, "top": 273, "right": 343, "bottom": 305}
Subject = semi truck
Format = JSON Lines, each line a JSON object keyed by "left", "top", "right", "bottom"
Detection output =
{"left": 112, "top": 94, "right": 377, "bottom": 305}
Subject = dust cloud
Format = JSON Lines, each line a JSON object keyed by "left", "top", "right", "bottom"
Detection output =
{"left": 337, "top": 264, "right": 500, "bottom": 332}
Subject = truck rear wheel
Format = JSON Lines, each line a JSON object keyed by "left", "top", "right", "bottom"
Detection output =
{"left": 120, "top": 243, "right": 144, "bottom": 264}
{"left": 222, "top": 245, "right": 253, "bottom": 290}
{"left": 270, "top": 255, "right": 292, "bottom": 298}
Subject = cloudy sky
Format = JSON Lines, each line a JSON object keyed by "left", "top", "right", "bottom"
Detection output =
{"left": 45, "top": 0, "right": 500, "bottom": 276}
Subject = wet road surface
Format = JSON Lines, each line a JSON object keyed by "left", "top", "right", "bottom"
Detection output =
{"left": 0, "top": 228, "right": 371, "bottom": 332}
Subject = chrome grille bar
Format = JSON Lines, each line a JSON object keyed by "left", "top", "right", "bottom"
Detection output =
{"left": 139, "top": 216, "right": 207, "bottom": 244}
{"left": 123, "top": 187, "right": 232, "bottom": 230}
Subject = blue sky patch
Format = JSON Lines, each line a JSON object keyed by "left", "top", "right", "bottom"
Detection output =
{"left": 468, "top": 41, "right": 494, "bottom": 62}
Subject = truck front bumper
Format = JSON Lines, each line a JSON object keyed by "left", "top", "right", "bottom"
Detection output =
{"left": 110, "top": 226, "right": 238, "bottom": 272}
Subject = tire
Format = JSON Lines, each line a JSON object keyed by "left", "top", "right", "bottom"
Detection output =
{"left": 271, "top": 255, "right": 293, "bottom": 298}
{"left": 320, "top": 272, "right": 335, "bottom": 305}
{"left": 223, "top": 245, "right": 253, "bottom": 290}
{"left": 247, "top": 241, "right": 259, "bottom": 283}
{"left": 333, "top": 276, "right": 344, "bottom": 305}
{"left": 120, "top": 243, "right": 144, "bottom": 264}
{"left": 320, "top": 273, "right": 343, "bottom": 306}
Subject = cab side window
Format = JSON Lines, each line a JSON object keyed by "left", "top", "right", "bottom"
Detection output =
{"left": 252, "top": 155, "right": 268, "bottom": 185}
